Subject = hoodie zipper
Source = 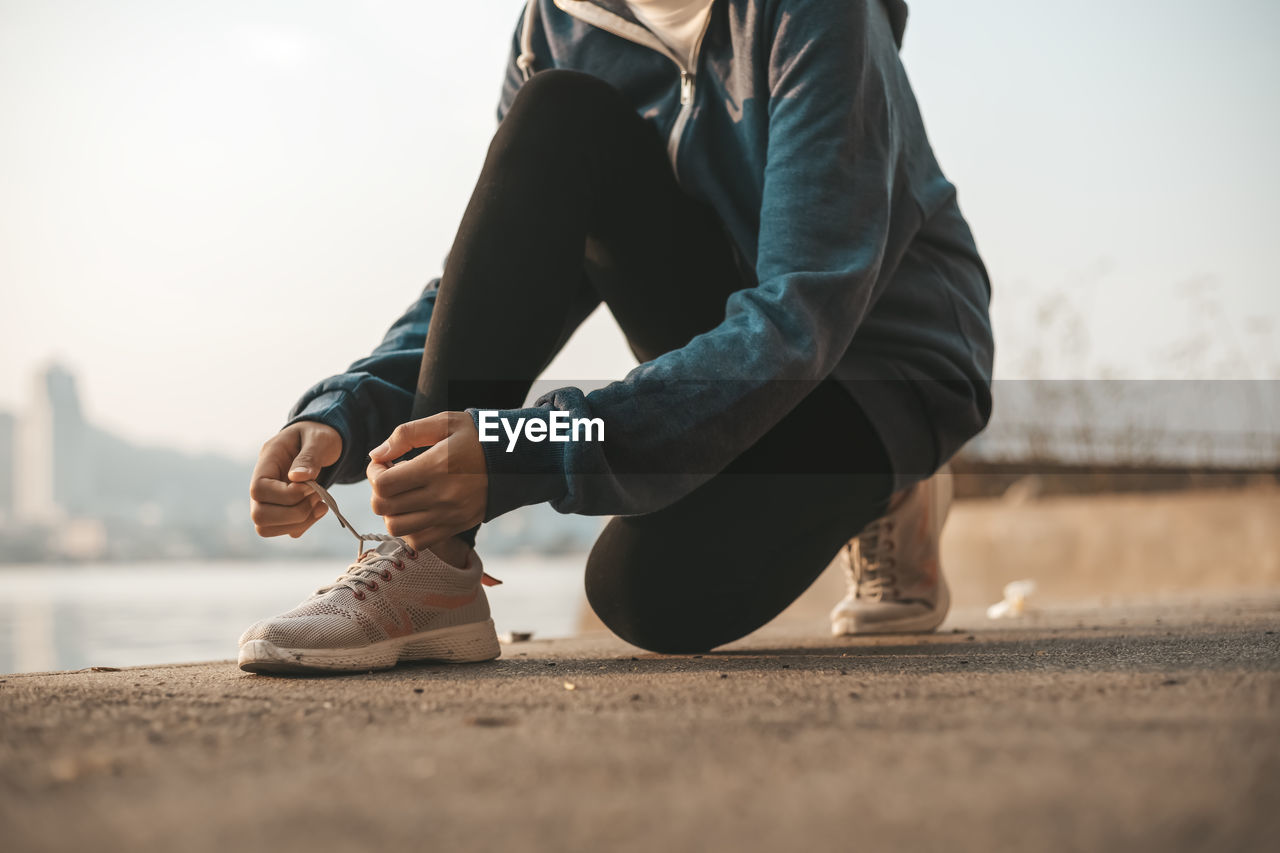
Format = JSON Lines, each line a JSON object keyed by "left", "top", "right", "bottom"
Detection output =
{"left": 552, "top": 0, "right": 714, "bottom": 177}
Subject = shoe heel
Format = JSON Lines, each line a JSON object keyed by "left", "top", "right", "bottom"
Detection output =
{"left": 401, "top": 619, "right": 501, "bottom": 663}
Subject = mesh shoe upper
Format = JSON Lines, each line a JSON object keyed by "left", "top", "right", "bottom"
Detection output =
{"left": 239, "top": 540, "right": 491, "bottom": 650}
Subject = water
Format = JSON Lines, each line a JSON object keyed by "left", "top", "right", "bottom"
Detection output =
{"left": 0, "top": 555, "right": 588, "bottom": 674}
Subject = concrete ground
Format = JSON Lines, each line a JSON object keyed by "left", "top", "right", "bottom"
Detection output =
{"left": 2, "top": 593, "right": 1277, "bottom": 853}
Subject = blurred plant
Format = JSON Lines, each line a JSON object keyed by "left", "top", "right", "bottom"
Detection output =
{"left": 988, "top": 262, "right": 1277, "bottom": 468}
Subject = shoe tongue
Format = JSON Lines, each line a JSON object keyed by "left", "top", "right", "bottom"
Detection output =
{"left": 370, "top": 539, "right": 404, "bottom": 558}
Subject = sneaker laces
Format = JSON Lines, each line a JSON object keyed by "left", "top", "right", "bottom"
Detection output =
{"left": 316, "top": 549, "right": 403, "bottom": 598}
{"left": 849, "top": 518, "right": 897, "bottom": 603}
{"left": 303, "top": 480, "right": 501, "bottom": 596}
{"left": 305, "top": 481, "right": 407, "bottom": 561}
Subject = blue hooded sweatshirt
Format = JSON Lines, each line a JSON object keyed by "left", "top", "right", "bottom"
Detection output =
{"left": 287, "top": 0, "right": 994, "bottom": 521}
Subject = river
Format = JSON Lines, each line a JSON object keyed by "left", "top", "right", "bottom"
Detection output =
{"left": 0, "top": 554, "right": 588, "bottom": 674}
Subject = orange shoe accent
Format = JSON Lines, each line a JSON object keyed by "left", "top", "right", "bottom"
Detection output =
{"left": 378, "top": 605, "right": 417, "bottom": 638}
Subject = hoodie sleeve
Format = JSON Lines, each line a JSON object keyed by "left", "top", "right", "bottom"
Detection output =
{"left": 284, "top": 280, "right": 440, "bottom": 487}
{"left": 472, "top": 0, "right": 910, "bottom": 521}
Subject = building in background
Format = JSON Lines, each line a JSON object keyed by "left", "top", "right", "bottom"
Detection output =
{"left": 0, "top": 363, "right": 604, "bottom": 562}
{"left": 15, "top": 371, "right": 57, "bottom": 523}
{"left": 14, "top": 365, "right": 91, "bottom": 524}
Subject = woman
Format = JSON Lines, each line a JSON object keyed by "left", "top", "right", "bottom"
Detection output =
{"left": 240, "top": 0, "right": 993, "bottom": 673}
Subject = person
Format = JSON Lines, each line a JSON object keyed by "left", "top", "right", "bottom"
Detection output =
{"left": 239, "top": 0, "right": 993, "bottom": 674}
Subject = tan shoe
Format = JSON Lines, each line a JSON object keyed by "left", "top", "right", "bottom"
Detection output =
{"left": 238, "top": 483, "right": 500, "bottom": 674}
{"left": 829, "top": 464, "right": 953, "bottom": 635}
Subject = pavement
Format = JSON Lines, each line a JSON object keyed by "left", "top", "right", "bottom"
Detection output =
{"left": 2, "top": 593, "right": 1278, "bottom": 853}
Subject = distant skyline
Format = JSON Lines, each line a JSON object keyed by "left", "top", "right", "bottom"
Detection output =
{"left": 0, "top": 362, "right": 606, "bottom": 562}
{"left": 2, "top": 0, "right": 1277, "bottom": 459}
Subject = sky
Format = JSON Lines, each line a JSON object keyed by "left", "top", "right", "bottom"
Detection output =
{"left": 1, "top": 0, "right": 1277, "bottom": 459}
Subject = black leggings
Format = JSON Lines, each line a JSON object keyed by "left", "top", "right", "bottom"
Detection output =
{"left": 413, "top": 69, "right": 895, "bottom": 653}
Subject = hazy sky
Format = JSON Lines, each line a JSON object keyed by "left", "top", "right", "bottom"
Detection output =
{"left": 2, "top": 0, "right": 1277, "bottom": 459}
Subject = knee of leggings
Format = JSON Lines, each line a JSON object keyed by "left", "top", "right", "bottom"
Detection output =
{"left": 584, "top": 552, "right": 725, "bottom": 655}
{"left": 501, "top": 68, "right": 631, "bottom": 142}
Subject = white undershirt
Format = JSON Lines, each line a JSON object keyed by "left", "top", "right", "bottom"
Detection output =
{"left": 625, "top": 0, "right": 716, "bottom": 70}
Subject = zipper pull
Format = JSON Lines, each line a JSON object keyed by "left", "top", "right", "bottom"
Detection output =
{"left": 680, "top": 70, "right": 694, "bottom": 105}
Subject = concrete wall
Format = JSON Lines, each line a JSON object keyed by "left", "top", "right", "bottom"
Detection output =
{"left": 782, "top": 484, "right": 1280, "bottom": 624}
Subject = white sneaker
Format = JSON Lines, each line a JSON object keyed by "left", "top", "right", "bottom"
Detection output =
{"left": 238, "top": 483, "right": 501, "bottom": 674}
{"left": 829, "top": 464, "right": 953, "bottom": 635}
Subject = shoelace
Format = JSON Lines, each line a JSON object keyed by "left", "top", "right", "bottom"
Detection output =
{"left": 850, "top": 518, "right": 897, "bottom": 602}
{"left": 305, "top": 481, "right": 407, "bottom": 561}
{"left": 303, "top": 481, "right": 501, "bottom": 598}
{"left": 316, "top": 552, "right": 403, "bottom": 599}
{"left": 303, "top": 481, "right": 415, "bottom": 598}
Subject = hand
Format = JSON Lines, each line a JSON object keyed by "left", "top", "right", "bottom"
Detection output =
{"left": 366, "top": 412, "right": 489, "bottom": 548}
{"left": 249, "top": 421, "right": 343, "bottom": 538}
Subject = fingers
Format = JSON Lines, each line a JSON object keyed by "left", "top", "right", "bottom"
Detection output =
{"left": 250, "top": 475, "right": 312, "bottom": 506}
{"left": 377, "top": 478, "right": 484, "bottom": 538}
{"left": 251, "top": 425, "right": 316, "bottom": 504}
{"left": 249, "top": 422, "right": 344, "bottom": 539}
{"left": 367, "top": 444, "right": 447, "bottom": 497}
{"left": 368, "top": 459, "right": 486, "bottom": 541}
{"left": 289, "top": 422, "right": 344, "bottom": 482}
{"left": 369, "top": 476, "right": 483, "bottom": 519}
{"left": 366, "top": 459, "right": 391, "bottom": 485}
{"left": 250, "top": 433, "right": 314, "bottom": 515}
{"left": 288, "top": 459, "right": 319, "bottom": 482}
{"left": 368, "top": 461, "right": 453, "bottom": 522}
{"left": 368, "top": 485, "right": 433, "bottom": 518}
{"left": 253, "top": 496, "right": 327, "bottom": 537}
{"left": 288, "top": 502, "right": 328, "bottom": 539}
{"left": 253, "top": 491, "right": 318, "bottom": 527}
{"left": 251, "top": 432, "right": 299, "bottom": 493}
{"left": 369, "top": 413, "right": 453, "bottom": 463}
{"left": 364, "top": 415, "right": 488, "bottom": 542}
{"left": 381, "top": 510, "right": 440, "bottom": 538}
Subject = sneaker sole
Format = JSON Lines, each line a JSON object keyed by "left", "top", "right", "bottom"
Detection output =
{"left": 831, "top": 576, "right": 952, "bottom": 636}
{"left": 238, "top": 618, "right": 501, "bottom": 674}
